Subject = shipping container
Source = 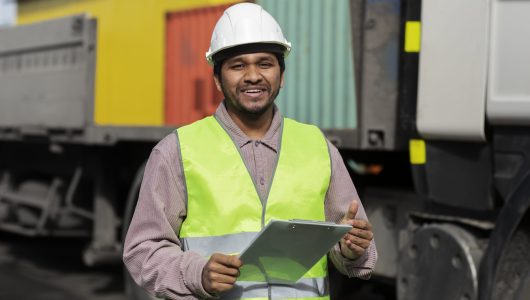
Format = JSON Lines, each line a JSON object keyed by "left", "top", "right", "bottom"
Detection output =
{"left": 17, "top": 0, "right": 238, "bottom": 126}
{"left": 257, "top": 0, "right": 357, "bottom": 130}
{"left": 165, "top": 5, "right": 228, "bottom": 125}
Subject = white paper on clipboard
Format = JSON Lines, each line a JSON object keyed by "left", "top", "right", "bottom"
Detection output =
{"left": 237, "top": 219, "right": 351, "bottom": 284}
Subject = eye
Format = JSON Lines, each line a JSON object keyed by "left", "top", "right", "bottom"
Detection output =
{"left": 259, "top": 62, "right": 273, "bottom": 68}
{"left": 230, "top": 64, "right": 244, "bottom": 70}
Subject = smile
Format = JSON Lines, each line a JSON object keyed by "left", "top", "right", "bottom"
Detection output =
{"left": 241, "top": 88, "right": 267, "bottom": 98}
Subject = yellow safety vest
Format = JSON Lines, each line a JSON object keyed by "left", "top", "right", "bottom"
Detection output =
{"left": 177, "top": 116, "right": 331, "bottom": 300}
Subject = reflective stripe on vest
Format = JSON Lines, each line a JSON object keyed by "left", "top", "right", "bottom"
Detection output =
{"left": 177, "top": 116, "right": 331, "bottom": 300}
{"left": 221, "top": 277, "right": 329, "bottom": 299}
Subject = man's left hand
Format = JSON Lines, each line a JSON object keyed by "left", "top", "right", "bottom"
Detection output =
{"left": 339, "top": 200, "right": 374, "bottom": 260}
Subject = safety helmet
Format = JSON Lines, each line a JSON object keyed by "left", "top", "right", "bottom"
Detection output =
{"left": 206, "top": 3, "right": 292, "bottom": 65}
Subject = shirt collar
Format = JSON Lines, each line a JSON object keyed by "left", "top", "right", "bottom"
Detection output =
{"left": 214, "top": 101, "right": 282, "bottom": 152}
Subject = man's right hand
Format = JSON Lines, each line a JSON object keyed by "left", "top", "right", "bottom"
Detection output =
{"left": 202, "top": 253, "right": 242, "bottom": 295}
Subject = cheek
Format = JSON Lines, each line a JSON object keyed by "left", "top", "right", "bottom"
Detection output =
{"left": 273, "top": 74, "right": 283, "bottom": 89}
{"left": 224, "top": 76, "right": 243, "bottom": 91}
{"left": 268, "top": 69, "right": 283, "bottom": 87}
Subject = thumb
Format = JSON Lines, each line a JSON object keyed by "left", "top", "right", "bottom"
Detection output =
{"left": 345, "top": 200, "right": 359, "bottom": 220}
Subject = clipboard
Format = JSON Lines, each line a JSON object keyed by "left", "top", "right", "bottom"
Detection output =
{"left": 237, "top": 219, "right": 351, "bottom": 284}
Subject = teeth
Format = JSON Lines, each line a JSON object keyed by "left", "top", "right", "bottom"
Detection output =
{"left": 246, "top": 89, "right": 261, "bottom": 93}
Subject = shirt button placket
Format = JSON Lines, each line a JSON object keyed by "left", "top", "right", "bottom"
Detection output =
{"left": 254, "top": 141, "right": 266, "bottom": 195}
{"left": 254, "top": 141, "right": 263, "bottom": 184}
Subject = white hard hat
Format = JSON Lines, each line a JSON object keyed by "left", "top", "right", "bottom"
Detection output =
{"left": 206, "top": 2, "right": 291, "bottom": 65}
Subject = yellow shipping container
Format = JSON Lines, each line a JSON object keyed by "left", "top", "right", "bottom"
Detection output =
{"left": 18, "top": 0, "right": 237, "bottom": 126}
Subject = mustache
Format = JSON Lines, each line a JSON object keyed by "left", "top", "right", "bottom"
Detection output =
{"left": 238, "top": 85, "right": 270, "bottom": 92}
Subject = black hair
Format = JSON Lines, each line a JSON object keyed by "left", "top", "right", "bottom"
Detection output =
{"left": 212, "top": 43, "right": 286, "bottom": 79}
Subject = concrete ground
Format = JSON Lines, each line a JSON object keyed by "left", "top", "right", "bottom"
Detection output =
{"left": 0, "top": 232, "right": 395, "bottom": 300}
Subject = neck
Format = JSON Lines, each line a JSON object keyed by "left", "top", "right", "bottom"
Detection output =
{"left": 225, "top": 104, "right": 274, "bottom": 139}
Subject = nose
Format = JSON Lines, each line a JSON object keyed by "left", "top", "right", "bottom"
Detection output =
{"left": 243, "top": 65, "right": 262, "bottom": 84}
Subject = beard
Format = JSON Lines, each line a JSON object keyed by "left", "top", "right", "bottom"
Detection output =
{"left": 221, "top": 83, "right": 281, "bottom": 118}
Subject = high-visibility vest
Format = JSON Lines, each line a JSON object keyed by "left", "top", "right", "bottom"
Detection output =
{"left": 177, "top": 116, "right": 331, "bottom": 300}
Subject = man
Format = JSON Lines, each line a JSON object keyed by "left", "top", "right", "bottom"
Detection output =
{"left": 123, "top": 3, "right": 377, "bottom": 299}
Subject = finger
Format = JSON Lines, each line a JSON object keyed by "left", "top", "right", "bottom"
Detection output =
{"left": 345, "top": 200, "right": 359, "bottom": 220}
{"left": 343, "top": 239, "right": 366, "bottom": 257}
{"left": 349, "top": 228, "right": 374, "bottom": 241}
{"left": 344, "top": 234, "right": 370, "bottom": 249}
{"left": 211, "top": 253, "right": 243, "bottom": 268}
{"left": 351, "top": 219, "right": 372, "bottom": 231}
{"left": 342, "top": 219, "right": 355, "bottom": 226}
{"left": 344, "top": 234, "right": 371, "bottom": 249}
{"left": 205, "top": 271, "right": 239, "bottom": 285}
{"left": 208, "top": 262, "right": 241, "bottom": 277}
{"left": 227, "top": 255, "right": 243, "bottom": 268}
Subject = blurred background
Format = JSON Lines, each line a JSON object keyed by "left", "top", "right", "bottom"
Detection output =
{"left": 1, "top": 0, "right": 530, "bottom": 299}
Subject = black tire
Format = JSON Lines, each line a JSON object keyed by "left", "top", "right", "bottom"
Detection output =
{"left": 480, "top": 172, "right": 530, "bottom": 300}
{"left": 491, "top": 214, "right": 530, "bottom": 300}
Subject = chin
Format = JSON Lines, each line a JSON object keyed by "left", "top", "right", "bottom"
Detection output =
{"left": 245, "top": 102, "right": 273, "bottom": 114}
{"left": 242, "top": 107, "right": 266, "bottom": 116}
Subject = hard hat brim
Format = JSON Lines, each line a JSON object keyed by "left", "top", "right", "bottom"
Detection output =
{"left": 207, "top": 42, "right": 291, "bottom": 65}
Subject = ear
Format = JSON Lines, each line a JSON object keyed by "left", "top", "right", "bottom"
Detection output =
{"left": 280, "top": 71, "right": 285, "bottom": 89}
{"left": 213, "top": 75, "right": 222, "bottom": 92}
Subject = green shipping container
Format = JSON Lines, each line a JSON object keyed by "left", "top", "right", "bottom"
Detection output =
{"left": 257, "top": 0, "right": 357, "bottom": 130}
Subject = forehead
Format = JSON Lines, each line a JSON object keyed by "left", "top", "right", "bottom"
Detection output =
{"left": 224, "top": 52, "right": 278, "bottom": 63}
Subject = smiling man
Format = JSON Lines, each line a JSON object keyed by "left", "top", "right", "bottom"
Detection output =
{"left": 123, "top": 3, "right": 377, "bottom": 300}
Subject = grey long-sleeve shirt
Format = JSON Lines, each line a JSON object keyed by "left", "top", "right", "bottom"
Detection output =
{"left": 123, "top": 102, "right": 377, "bottom": 299}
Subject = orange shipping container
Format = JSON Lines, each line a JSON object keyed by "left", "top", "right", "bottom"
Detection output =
{"left": 165, "top": 4, "right": 233, "bottom": 126}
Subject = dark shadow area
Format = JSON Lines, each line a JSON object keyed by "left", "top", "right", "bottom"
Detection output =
{"left": 0, "top": 232, "right": 125, "bottom": 300}
{"left": 329, "top": 258, "right": 396, "bottom": 300}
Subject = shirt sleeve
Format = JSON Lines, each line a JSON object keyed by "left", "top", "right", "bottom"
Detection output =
{"left": 324, "top": 140, "right": 378, "bottom": 279}
{"left": 122, "top": 134, "right": 215, "bottom": 300}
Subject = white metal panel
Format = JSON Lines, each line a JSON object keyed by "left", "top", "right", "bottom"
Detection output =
{"left": 417, "top": 0, "right": 490, "bottom": 141}
{"left": 487, "top": 0, "right": 530, "bottom": 126}
{"left": 0, "top": 0, "right": 17, "bottom": 27}
{"left": 0, "top": 15, "right": 95, "bottom": 129}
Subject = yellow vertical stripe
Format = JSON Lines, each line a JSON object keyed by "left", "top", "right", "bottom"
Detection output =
{"left": 405, "top": 21, "right": 421, "bottom": 53}
{"left": 409, "top": 139, "right": 426, "bottom": 164}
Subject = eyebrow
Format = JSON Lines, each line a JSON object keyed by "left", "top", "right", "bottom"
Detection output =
{"left": 226, "top": 54, "right": 276, "bottom": 64}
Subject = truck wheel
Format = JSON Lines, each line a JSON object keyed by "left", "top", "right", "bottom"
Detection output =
{"left": 480, "top": 172, "right": 530, "bottom": 300}
{"left": 397, "top": 223, "right": 483, "bottom": 300}
{"left": 121, "top": 163, "right": 159, "bottom": 300}
{"left": 491, "top": 215, "right": 530, "bottom": 300}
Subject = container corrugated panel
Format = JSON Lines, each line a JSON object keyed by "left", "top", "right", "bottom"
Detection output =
{"left": 257, "top": 0, "right": 357, "bottom": 129}
{"left": 18, "top": 0, "right": 237, "bottom": 126}
{"left": 166, "top": 5, "right": 231, "bottom": 126}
